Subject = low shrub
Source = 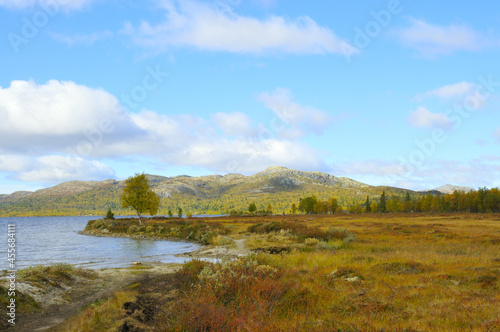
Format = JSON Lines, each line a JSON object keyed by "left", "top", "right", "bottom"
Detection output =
{"left": 18, "top": 263, "right": 96, "bottom": 288}
{"left": 212, "top": 235, "right": 235, "bottom": 247}
{"left": 161, "top": 257, "right": 298, "bottom": 331}
{"left": 127, "top": 225, "right": 139, "bottom": 234}
{"left": 248, "top": 221, "right": 356, "bottom": 244}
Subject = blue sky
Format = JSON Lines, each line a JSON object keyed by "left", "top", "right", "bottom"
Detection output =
{"left": 1, "top": 0, "right": 499, "bottom": 194}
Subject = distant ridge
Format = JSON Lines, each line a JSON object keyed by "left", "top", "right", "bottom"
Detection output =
{"left": 430, "top": 184, "right": 475, "bottom": 194}
{"left": 0, "top": 166, "right": 475, "bottom": 217}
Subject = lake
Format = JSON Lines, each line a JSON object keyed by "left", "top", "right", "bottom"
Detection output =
{"left": 0, "top": 216, "right": 201, "bottom": 270}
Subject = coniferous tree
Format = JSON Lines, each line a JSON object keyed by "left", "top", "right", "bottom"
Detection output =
{"left": 365, "top": 196, "right": 371, "bottom": 213}
{"left": 379, "top": 191, "right": 387, "bottom": 213}
{"left": 106, "top": 208, "right": 115, "bottom": 219}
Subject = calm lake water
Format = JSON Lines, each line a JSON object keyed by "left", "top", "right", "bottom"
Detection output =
{"left": 0, "top": 216, "right": 201, "bottom": 270}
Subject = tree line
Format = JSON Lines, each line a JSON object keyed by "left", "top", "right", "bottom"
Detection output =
{"left": 296, "top": 188, "right": 500, "bottom": 214}
{"left": 100, "top": 174, "right": 500, "bottom": 220}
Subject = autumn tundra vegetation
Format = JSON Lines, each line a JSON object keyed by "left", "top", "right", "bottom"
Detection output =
{"left": 72, "top": 212, "right": 500, "bottom": 331}
{"left": 13, "top": 174, "right": 498, "bottom": 331}
{"left": 63, "top": 175, "right": 500, "bottom": 331}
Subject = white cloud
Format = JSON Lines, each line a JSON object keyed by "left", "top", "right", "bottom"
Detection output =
{"left": 334, "top": 158, "right": 500, "bottom": 190}
{"left": 50, "top": 30, "right": 113, "bottom": 46}
{"left": 415, "top": 81, "right": 487, "bottom": 110}
{"left": 16, "top": 155, "right": 114, "bottom": 183}
{"left": 0, "top": 0, "right": 95, "bottom": 11}
{"left": 212, "top": 112, "right": 254, "bottom": 136}
{"left": 419, "top": 81, "right": 476, "bottom": 100}
{"left": 163, "top": 138, "right": 327, "bottom": 174}
{"left": 257, "top": 88, "right": 332, "bottom": 137}
{"left": 0, "top": 79, "right": 140, "bottom": 154}
{"left": 0, "top": 155, "right": 114, "bottom": 183}
{"left": 0, "top": 79, "right": 329, "bottom": 184}
{"left": 0, "top": 80, "right": 115, "bottom": 136}
{"left": 395, "top": 18, "right": 486, "bottom": 58}
{"left": 0, "top": 155, "right": 31, "bottom": 172}
{"left": 122, "top": 0, "right": 356, "bottom": 56}
{"left": 408, "top": 106, "right": 451, "bottom": 129}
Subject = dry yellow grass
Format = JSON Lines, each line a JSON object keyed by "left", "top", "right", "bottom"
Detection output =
{"left": 52, "top": 291, "right": 136, "bottom": 332}
{"left": 185, "top": 213, "right": 500, "bottom": 330}
{"left": 63, "top": 213, "right": 500, "bottom": 331}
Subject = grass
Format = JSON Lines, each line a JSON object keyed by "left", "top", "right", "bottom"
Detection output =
{"left": 52, "top": 291, "right": 137, "bottom": 332}
{"left": 85, "top": 217, "right": 230, "bottom": 244}
{"left": 73, "top": 213, "right": 500, "bottom": 331}
{"left": 17, "top": 263, "right": 97, "bottom": 289}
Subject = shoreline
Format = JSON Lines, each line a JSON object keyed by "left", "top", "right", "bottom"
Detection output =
{"left": 6, "top": 261, "right": 183, "bottom": 331}
{"left": 6, "top": 231, "right": 251, "bottom": 330}
{"left": 80, "top": 229, "right": 202, "bottom": 243}
{"left": 81, "top": 229, "right": 252, "bottom": 260}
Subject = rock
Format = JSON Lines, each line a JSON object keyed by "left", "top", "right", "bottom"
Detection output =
{"left": 344, "top": 276, "right": 359, "bottom": 282}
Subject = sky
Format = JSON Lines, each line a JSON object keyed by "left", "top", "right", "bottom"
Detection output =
{"left": 0, "top": 0, "right": 499, "bottom": 194}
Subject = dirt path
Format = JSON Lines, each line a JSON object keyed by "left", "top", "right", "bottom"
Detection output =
{"left": 177, "top": 237, "right": 251, "bottom": 259}
{"left": 10, "top": 263, "right": 179, "bottom": 332}
{"left": 234, "top": 238, "right": 250, "bottom": 253}
{"left": 9, "top": 239, "right": 251, "bottom": 331}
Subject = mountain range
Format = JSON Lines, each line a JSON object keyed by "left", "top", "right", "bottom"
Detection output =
{"left": 0, "top": 166, "right": 475, "bottom": 217}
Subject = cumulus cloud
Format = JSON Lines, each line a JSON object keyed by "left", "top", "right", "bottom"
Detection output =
{"left": 395, "top": 18, "right": 487, "bottom": 58}
{"left": 16, "top": 155, "right": 114, "bottom": 183}
{"left": 122, "top": 0, "right": 356, "bottom": 56}
{"left": 0, "top": 79, "right": 329, "bottom": 184}
{"left": 212, "top": 112, "right": 255, "bottom": 137}
{"left": 0, "top": 0, "right": 95, "bottom": 11}
{"left": 163, "top": 138, "right": 327, "bottom": 174}
{"left": 408, "top": 106, "right": 451, "bottom": 129}
{"left": 0, "top": 155, "right": 31, "bottom": 172}
{"left": 0, "top": 79, "right": 141, "bottom": 154}
{"left": 0, "top": 155, "right": 114, "bottom": 183}
{"left": 257, "top": 88, "right": 332, "bottom": 138}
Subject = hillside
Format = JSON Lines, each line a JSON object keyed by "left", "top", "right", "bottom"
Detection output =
{"left": 0, "top": 166, "right": 418, "bottom": 217}
{"left": 434, "top": 184, "right": 474, "bottom": 194}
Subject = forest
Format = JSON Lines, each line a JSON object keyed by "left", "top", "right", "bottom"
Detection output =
{"left": 295, "top": 187, "right": 500, "bottom": 215}
{"left": 1, "top": 185, "right": 499, "bottom": 217}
